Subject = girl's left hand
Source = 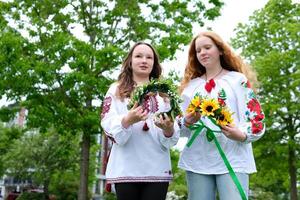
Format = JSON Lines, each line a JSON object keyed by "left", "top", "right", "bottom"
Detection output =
{"left": 221, "top": 124, "right": 247, "bottom": 142}
{"left": 154, "top": 113, "right": 174, "bottom": 137}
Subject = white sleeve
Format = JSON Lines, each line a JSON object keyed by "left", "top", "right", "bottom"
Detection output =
{"left": 100, "top": 85, "right": 133, "bottom": 146}
{"left": 157, "top": 120, "right": 180, "bottom": 149}
{"left": 179, "top": 92, "right": 192, "bottom": 137}
{"left": 235, "top": 75, "right": 266, "bottom": 143}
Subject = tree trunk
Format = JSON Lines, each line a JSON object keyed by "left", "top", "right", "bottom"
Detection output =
{"left": 44, "top": 179, "right": 50, "bottom": 200}
{"left": 288, "top": 145, "right": 298, "bottom": 200}
{"left": 78, "top": 132, "right": 91, "bottom": 200}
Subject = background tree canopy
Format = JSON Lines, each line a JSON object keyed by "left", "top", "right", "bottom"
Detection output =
{"left": 1, "top": 0, "right": 299, "bottom": 199}
{"left": 231, "top": 0, "right": 299, "bottom": 199}
{"left": 0, "top": 0, "right": 224, "bottom": 199}
{"left": 3, "top": 130, "right": 80, "bottom": 199}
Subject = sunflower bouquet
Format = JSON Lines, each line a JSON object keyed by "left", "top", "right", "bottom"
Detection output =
{"left": 185, "top": 91, "right": 248, "bottom": 200}
{"left": 185, "top": 89, "right": 235, "bottom": 146}
{"left": 186, "top": 90, "right": 234, "bottom": 126}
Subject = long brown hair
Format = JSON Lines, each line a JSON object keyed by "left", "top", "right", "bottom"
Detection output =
{"left": 179, "top": 31, "right": 257, "bottom": 93}
{"left": 117, "top": 42, "right": 162, "bottom": 99}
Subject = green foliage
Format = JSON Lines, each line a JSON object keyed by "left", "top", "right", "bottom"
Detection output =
{"left": 167, "top": 70, "right": 182, "bottom": 85}
{"left": 0, "top": 122, "right": 23, "bottom": 176}
{"left": 3, "top": 130, "right": 80, "bottom": 198}
{"left": 127, "top": 78, "right": 182, "bottom": 120}
{"left": 231, "top": 0, "right": 300, "bottom": 199}
{"left": 16, "top": 192, "right": 45, "bottom": 200}
{"left": 0, "top": 0, "right": 224, "bottom": 198}
{"left": 49, "top": 171, "right": 79, "bottom": 200}
{"left": 0, "top": 0, "right": 224, "bottom": 133}
{"left": 0, "top": 106, "right": 20, "bottom": 122}
{"left": 103, "top": 192, "right": 117, "bottom": 200}
{"left": 169, "top": 149, "right": 187, "bottom": 199}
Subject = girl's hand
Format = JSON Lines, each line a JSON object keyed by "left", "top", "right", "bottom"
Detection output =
{"left": 221, "top": 124, "right": 247, "bottom": 142}
{"left": 154, "top": 113, "right": 174, "bottom": 137}
{"left": 184, "top": 112, "right": 201, "bottom": 127}
{"left": 122, "top": 103, "right": 148, "bottom": 128}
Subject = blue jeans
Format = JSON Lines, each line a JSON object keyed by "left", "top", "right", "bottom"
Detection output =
{"left": 186, "top": 171, "right": 249, "bottom": 200}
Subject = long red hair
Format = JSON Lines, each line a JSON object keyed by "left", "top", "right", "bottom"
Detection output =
{"left": 179, "top": 31, "right": 257, "bottom": 93}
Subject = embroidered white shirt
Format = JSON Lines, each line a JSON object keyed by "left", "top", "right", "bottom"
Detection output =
{"left": 101, "top": 83, "right": 180, "bottom": 183}
{"left": 179, "top": 71, "right": 265, "bottom": 174}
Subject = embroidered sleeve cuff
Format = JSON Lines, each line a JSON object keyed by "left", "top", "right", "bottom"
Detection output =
{"left": 109, "top": 115, "right": 133, "bottom": 145}
{"left": 239, "top": 123, "right": 265, "bottom": 144}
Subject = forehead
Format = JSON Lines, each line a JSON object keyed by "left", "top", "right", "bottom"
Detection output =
{"left": 132, "top": 44, "right": 154, "bottom": 55}
{"left": 195, "top": 36, "right": 215, "bottom": 47}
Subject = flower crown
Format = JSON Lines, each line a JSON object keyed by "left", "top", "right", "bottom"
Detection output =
{"left": 127, "top": 78, "right": 182, "bottom": 120}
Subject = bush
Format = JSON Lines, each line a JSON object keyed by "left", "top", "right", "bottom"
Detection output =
{"left": 102, "top": 192, "right": 116, "bottom": 200}
{"left": 16, "top": 192, "right": 45, "bottom": 200}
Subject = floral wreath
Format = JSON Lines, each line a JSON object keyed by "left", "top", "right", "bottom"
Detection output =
{"left": 127, "top": 78, "right": 182, "bottom": 120}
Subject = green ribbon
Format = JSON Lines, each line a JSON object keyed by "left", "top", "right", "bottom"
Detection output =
{"left": 186, "top": 120, "right": 206, "bottom": 147}
{"left": 186, "top": 117, "right": 247, "bottom": 200}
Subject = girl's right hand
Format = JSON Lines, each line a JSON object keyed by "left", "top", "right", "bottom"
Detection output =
{"left": 184, "top": 112, "right": 201, "bottom": 127}
{"left": 122, "top": 103, "right": 148, "bottom": 128}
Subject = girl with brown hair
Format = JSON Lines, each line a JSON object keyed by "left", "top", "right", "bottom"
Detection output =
{"left": 101, "top": 42, "right": 179, "bottom": 200}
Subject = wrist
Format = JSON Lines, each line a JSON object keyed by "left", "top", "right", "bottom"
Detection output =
{"left": 183, "top": 117, "right": 192, "bottom": 127}
{"left": 241, "top": 133, "right": 247, "bottom": 142}
{"left": 163, "top": 127, "right": 174, "bottom": 137}
{"left": 121, "top": 116, "right": 132, "bottom": 128}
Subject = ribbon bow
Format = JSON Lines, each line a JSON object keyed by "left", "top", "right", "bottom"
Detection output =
{"left": 204, "top": 79, "right": 216, "bottom": 93}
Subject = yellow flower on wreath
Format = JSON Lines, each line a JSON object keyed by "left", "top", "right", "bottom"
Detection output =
{"left": 217, "top": 109, "right": 234, "bottom": 126}
{"left": 200, "top": 98, "right": 219, "bottom": 116}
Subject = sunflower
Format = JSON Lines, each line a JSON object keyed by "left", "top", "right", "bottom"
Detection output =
{"left": 186, "top": 104, "right": 196, "bottom": 114}
{"left": 191, "top": 95, "right": 201, "bottom": 108}
{"left": 200, "top": 99, "right": 219, "bottom": 116}
{"left": 217, "top": 109, "right": 233, "bottom": 126}
{"left": 186, "top": 95, "right": 201, "bottom": 114}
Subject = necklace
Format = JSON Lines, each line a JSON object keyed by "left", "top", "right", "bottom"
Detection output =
{"left": 204, "top": 68, "right": 223, "bottom": 93}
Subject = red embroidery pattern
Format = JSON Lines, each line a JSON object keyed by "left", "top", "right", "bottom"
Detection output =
{"left": 142, "top": 95, "right": 159, "bottom": 113}
{"left": 141, "top": 95, "right": 158, "bottom": 131}
{"left": 246, "top": 81, "right": 251, "bottom": 88}
{"left": 254, "top": 112, "right": 264, "bottom": 121}
{"left": 106, "top": 134, "right": 116, "bottom": 143}
{"left": 251, "top": 119, "right": 264, "bottom": 134}
{"left": 107, "top": 176, "right": 172, "bottom": 183}
{"left": 101, "top": 96, "right": 112, "bottom": 119}
{"left": 217, "top": 89, "right": 227, "bottom": 106}
{"left": 244, "top": 85, "right": 265, "bottom": 134}
{"left": 241, "top": 80, "right": 251, "bottom": 88}
{"left": 247, "top": 99, "right": 261, "bottom": 113}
